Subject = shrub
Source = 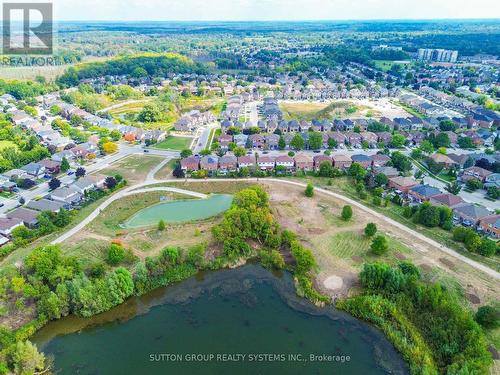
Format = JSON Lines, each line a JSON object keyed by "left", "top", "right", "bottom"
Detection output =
{"left": 364, "top": 223, "right": 377, "bottom": 237}
{"left": 341, "top": 205, "right": 352, "bottom": 221}
{"left": 158, "top": 219, "right": 166, "bottom": 231}
{"left": 371, "top": 235, "right": 388, "bottom": 255}
{"left": 259, "top": 250, "right": 285, "bottom": 270}
{"left": 304, "top": 183, "right": 314, "bottom": 197}
{"left": 107, "top": 244, "right": 125, "bottom": 265}
{"left": 475, "top": 305, "right": 499, "bottom": 329}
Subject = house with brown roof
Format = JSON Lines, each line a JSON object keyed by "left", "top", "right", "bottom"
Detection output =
{"left": 38, "top": 159, "right": 61, "bottom": 174}
{"left": 332, "top": 154, "right": 352, "bottom": 169}
{"left": 429, "top": 153, "right": 458, "bottom": 169}
{"left": 0, "top": 218, "right": 23, "bottom": 237}
{"left": 370, "top": 154, "right": 391, "bottom": 167}
{"left": 453, "top": 203, "right": 491, "bottom": 226}
{"left": 478, "top": 215, "right": 500, "bottom": 238}
{"left": 345, "top": 132, "right": 362, "bottom": 147}
{"left": 181, "top": 156, "right": 200, "bottom": 171}
{"left": 313, "top": 155, "right": 332, "bottom": 170}
{"left": 461, "top": 166, "right": 493, "bottom": 183}
{"left": 328, "top": 132, "right": 346, "bottom": 146}
{"left": 429, "top": 193, "right": 465, "bottom": 208}
{"left": 219, "top": 155, "right": 237, "bottom": 172}
{"left": 257, "top": 156, "right": 275, "bottom": 170}
{"left": 294, "top": 154, "right": 314, "bottom": 171}
{"left": 275, "top": 155, "right": 294, "bottom": 170}
{"left": 447, "top": 153, "right": 473, "bottom": 169}
{"left": 237, "top": 155, "right": 255, "bottom": 169}
{"left": 388, "top": 176, "right": 419, "bottom": 193}
{"left": 376, "top": 132, "right": 392, "bottom": 146}
{"left": 7, "top": 207, "right": 39, "bottom": 228}
{"left": 200, "top": 155, "right": 219, "bottom": 172}
{"left": 360, "top": 132, "right": 378, "bottom": 148}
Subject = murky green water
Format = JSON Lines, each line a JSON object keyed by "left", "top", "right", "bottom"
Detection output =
{"left": 33, "top": 265, "right": 408, "bottom": 375}
{"left": 122, "top": 194, "right": 233, "bottom": 228}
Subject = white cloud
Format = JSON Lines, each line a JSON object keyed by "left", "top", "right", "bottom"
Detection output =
{"left": 53, "top": 0, "right": 500, "bottom": 21}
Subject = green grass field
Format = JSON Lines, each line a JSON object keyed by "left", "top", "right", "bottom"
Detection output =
{"left": 154, "top": 136, "right": 193, "bottom": 151}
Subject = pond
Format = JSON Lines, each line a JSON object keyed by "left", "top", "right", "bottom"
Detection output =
{"left": 122, "top": 194, "right": 233, "bottom": 228}
{"left": 33, "top": 265, "right": 409, "bottom": 375}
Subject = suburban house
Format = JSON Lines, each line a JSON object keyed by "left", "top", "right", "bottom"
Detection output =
{"left": 21, "top": 162, "right": 46, "bottom": 178}
{"left": 294, "top": 154, "right": 314, "bottom": 171}
{"left": 388, "top": 176, "right": 419, "bottom": 193}
{"left": 257, "top": 156, "right": 276, "bottom": 170}
{"left": 219, "top": 155, "right": 238, "bottom": 172}
{"left": 408, "top": 184, "right": 442, "bottom": 203}
{"left": 0, "top": 217, "right": 23, "bottom": 237}
{"left": 275, "top": 155, "right": 295, "bottom": 171}
{"left": 370, "top": 154, "right": 391, "bottom": 167}
{"left": 200, "top": 156, "right": 219, "bottom": 172}
{"left": 237, "top": 155, "right": 255, "bottom": 169}
{"left": 71, "top": 175, "right": 106, "bottom": 194}
{"left": 351, "top": 154, "right": 372, "bottom": 168}
{"left": 180, "top": 156, "right": 200, "bottom": 171}
{"left": 429, "top": 193, "right": 465, "bottom": 208}
{"left": 332, "top": 154, "right": 352, "bottom": 169}
{"left": 7, "top": 207, "right": 39, "bottom": 228}
{"left": 447, "top": 153, "right": 473, "bottom": 169}
{"left": 313, "top": 155, "right": 332, "bottom": 170}
{"left": 478, "top": 215, "right": 500, "bottom": 238}
{"left": 453, "top": 204, "right": 491, "bottom": 226}
{"left": 38, "top": 159, "right": 61, "bottom": 175}
{"left": 50, "top": 186, "right": 83, "bottom": 206}
{"left": 373, "top": 166, "right": 399, "bottom": 178}
{"left": 26, "top": 199, "right": 65, "bottom": 213}
{"left": 429, "top": 153, "right": 458, "bottom": 169}
{"left": 461, "top": 166, "right": 493, "bottom": 183}
{"left": 484, "top": 173, "right": 500, "bottom": 188}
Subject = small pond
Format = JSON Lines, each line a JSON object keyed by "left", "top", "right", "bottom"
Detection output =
{"left": 122, "top": 194, "right": 233, "bottom": 228}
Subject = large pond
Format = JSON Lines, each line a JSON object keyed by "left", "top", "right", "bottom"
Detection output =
{"left": 33, "top": 265, "right": 409, "bottom": 375}
{"left": 123, "top": 194, "right": 233, "bottom": 228}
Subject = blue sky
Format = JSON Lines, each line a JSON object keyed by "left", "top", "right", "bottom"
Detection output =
{"left": 32, "top": 0, "right": 500, "bottom": 21}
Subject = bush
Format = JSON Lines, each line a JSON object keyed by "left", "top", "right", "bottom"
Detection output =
{"left": 478, "top": 238, "right": 497, "bottom": 257}
{"left": 106, "top": 244, "right": 125, "bottom": 265}
{"left": 341, "top": 205, "right": 352, "bottom": 221}
{"left": 371, "top": 235, "right": 388, "bottom": 255}
{"left": 158, "top": 219, "right": 166, "bottom": 231}
{"left": 304, "top": 183, "right": 314, "bottom": 197}
{"left": 259, "top": 250, "right": 285, "bottom": 270}
{"left": 364, "top": 223, "right": 377, "bottom": 237}
{"left": 475, "top": 305, "right": 499, "bottom": 329}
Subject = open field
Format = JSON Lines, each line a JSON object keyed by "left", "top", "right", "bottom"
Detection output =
{"left": 280, "top": 98, "right": 410, "bottom": 121}
{"left": 154, "top": 159, "right": 178, "bottom": 179}
{"left": 154, "top": 136, "right": 193, "bottom": 150}
{"left": 373, "top": 60, "right": 412, "bottom": 72}
{"left": 100, "top": 154, "right": 162, "bottom": 184}
{"left": 106, "top": 99, "right": 153, "bottom": 117}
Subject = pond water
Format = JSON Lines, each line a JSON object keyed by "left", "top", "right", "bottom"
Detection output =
{"left": 122, "top": 194, "right": 233, "bottom": 228}
{"left": 33, "top": 265, "right": 409, "bottom": 375}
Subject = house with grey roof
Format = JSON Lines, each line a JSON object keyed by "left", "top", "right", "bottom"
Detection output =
{"left": 7, "top": 207, "right": 39, "bottom": 228}
{"left": 26, "top": 199, "right": 65, "bottom": 213}
{"left": 408, "top": 184, "right": 441, "bottom": 203}
{"left": 50, "top": 186, "right": 83, "bottom": 206}
{"left": 453, "top": 203, "right": 491, "bottom": 226}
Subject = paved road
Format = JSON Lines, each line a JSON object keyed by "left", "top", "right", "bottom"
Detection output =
{"left": 192, "top": 123, "right": 219, "bottom": 154}
{"left": 50, "top": 176, "right": 499, "bottom": 280}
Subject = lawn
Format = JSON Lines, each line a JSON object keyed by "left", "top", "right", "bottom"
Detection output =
{"left": 154, "top": 159, "right": 178, "bottom": 180}
{"left": 154, "top": 136, "right": 193, "bottom": 151}
{"left": 100, "top": 154, "right": 163, "bottom": 184}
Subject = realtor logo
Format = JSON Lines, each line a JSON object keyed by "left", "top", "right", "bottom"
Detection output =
{"left": 2, "top": 2, "right": 53, "bottom": 54}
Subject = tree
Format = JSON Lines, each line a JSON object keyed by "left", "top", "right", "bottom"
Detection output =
{"left": 374, "top": 173, "right": 388, "bottom": 187}
{"left": 318, "top": 161, "right": 334, "bottom": 177}
{"left": 304, "top": 183, "right": 314, "bottom": 197}
{"left": 158, "top": 219, "right": 166, "bottom": 231}
{"left": 48, "top": 178, "right": 61, "bottom": 190}
{"left": 107, "top": 243, "right": 125, "bottom": 265}
{"left": 102, "top": 142, "right": 118, "bottom": 154}
{"left": 466, "top": 178, "right": 482, "bottom": 191}
{"left": 341, "top": 205, "right": 352, "bottom": 221}
{"left": 308, "top": 131, "right": 323, "bottom": 150}
{"left": 486, "top": 186, "right": 500, "bottom": 200}
{"left": 439, "top": 119, "right": 457, "bottom": 132}
{"left": 390, "top": 133, "right": 406, "bottom": 148}
{"left": 138, "top": 103, "right": 162, "bottom": 123}
{"left": 475, "top": 305, "right": 499, "bottom": 329}
{"left": 420, "top": 140, "right": 434, "bottom": 154}
{"left": 478, "top": 238, "right": 497, "bottom": 257}
{"left": 180, "top": 149, "right": 192, "bottom": 158}
{"left": 124, "top": 133, "right": 136, "bottom": 143}
{"left": 458, "top": 137, "right": 475, "bottom": 149}
{"left": 278, "top": 135, "right": 286, "bottom": 150}
{"left": 348, "top": 162, "right": 366, "bottom": 181}
{"left": 391, "top": 152, "right": 412, "bottom": 172}
{"left": 371, "top": 235, "right": 389, "bottom": 255}
{"left": 110, "top": 129, "right": 121, "bottom": 141}
{"left": 75, "top": 167, "right": 86, "bottom": 178}
{"left": 433, "top": 133, "right": 451, "bottom": 148}
{"left": 364, "top": 223, "right": 377, "bottom": 237}
{"left": 233, "top": 146, "right": 246, "bottom": 157}
{"left": 290, "top": 133, "right": 305, "bottom": 151}
{"left": 200, "top": 149, "right": 211, "bottom": 156}
{"left": 105, "top": 176, "right": 117, "bottom": 189}
{"left": 12, "top": 340, "right": 46, "bottom": 375}
{"left": 173, "top": 163, "right": 185, "bottom": 178}
{"left": 60, "top": 157, "right": 70, "bottom": 173}
{"left": 445, "top": 181, "right": 462, "bottom": 195}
